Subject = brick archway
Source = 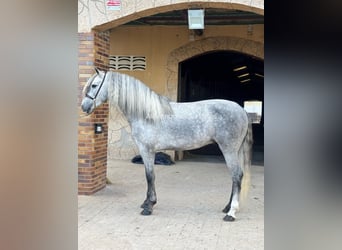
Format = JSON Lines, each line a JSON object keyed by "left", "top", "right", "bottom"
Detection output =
{"left": 165, "top": 36, "right": 264, "bottom": 101}
{"left": 82, "top": 2, "right": 264, "bottom": 32}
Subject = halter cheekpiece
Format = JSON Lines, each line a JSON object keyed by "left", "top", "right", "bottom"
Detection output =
{"left": 86, "top": 71, "right": 107, "bottom": 105}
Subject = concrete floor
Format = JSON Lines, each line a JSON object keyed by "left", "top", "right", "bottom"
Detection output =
{"left": 78, "top": 155, "right": 264, "bottom": 250}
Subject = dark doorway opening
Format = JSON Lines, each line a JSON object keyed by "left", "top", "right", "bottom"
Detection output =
{"left": 178, "top": 50, "right": 263, "bottom": 165}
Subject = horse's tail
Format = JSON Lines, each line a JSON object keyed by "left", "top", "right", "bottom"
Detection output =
{"left": 239, "top": 121, "right": 253, "bottom": 204}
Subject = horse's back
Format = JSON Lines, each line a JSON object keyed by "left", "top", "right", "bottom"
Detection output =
{"left": 171, "top": 99, "right": 247, "bottom": 123}
{"left": 172, "top": 99, "right": 248, "bottom": 141}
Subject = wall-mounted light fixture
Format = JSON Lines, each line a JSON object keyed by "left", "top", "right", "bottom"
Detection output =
{"left": 188, "top": 9, "right": 205, "bottom": 30}
{"left": 94, "top": 123, "right": 103, "bottom": 134}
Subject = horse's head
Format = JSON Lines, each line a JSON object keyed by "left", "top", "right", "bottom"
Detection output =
{"left": 81, "top": 68, "right": 109, "bottom": 114}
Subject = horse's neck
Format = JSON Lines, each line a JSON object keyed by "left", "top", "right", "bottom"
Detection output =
{"left": 109, "top": 72, "right": 173, "bottom": 123}
{"left": 120, "top": 108, "right": 135, "bottom": 124}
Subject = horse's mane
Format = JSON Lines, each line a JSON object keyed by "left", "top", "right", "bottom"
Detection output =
{"left": 108, "top": 72, "right": 173, "bottom": 122}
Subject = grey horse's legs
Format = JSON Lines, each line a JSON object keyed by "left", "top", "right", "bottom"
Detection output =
{"left": 220, "top": 148, "right": 243, "bottom": 221}
{"left": 223, "top": 167, "right": 243, "bottom": 221}
{"left": 222, "top": 184, "right": 233, "bottom": 213}
{"left": 139, "top": 150, "right": 157, "bottom": 215}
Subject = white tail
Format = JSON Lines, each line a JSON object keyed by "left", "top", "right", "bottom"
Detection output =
{"left": 239, "top": 122, "right": 253, "bottom": 204}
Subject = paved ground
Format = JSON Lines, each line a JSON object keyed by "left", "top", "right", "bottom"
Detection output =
{"left": 78, "top": 155, "right": 264, "bottom": 250}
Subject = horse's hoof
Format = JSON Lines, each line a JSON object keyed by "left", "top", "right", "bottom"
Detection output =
{"left": 223, "top": 215, "right": 235, "bottom": 222}
{"left": 141, "top": 209, "right": 152, "bottom": 216}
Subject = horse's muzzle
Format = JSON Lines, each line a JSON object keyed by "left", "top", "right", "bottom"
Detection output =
{"left": 81, "top": 100, "right": 93, "bottom": 114}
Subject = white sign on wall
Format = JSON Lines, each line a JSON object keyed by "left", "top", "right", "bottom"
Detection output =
{"left": 107, "top": 0, "right": 121, "bottom": 11}
{"left": 244, "top": 101, "right": 263, "bottom": 124}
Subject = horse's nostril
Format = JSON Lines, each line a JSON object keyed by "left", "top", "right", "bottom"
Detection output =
{"left": 81, "top": 103, "right": 89, "bottom": 113}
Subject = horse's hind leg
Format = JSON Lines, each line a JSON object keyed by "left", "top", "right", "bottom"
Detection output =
{"left": 222, "top": 188, "right": 233, "bottom": 213}
{"left": 138, "top": 149, "right": 157, "bottom": 215}
{"left": 220, "top": 150, "right": 243, "bottom": 221}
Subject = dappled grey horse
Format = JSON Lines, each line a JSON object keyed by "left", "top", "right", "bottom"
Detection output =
{"left": 81, "top": 68, "right": 253, "bottom": 221}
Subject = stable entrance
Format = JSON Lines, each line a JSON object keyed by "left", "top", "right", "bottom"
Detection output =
{"left": 178, "top": 51, "right": 264, "bottom": 164}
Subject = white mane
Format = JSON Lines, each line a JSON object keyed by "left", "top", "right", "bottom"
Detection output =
{"left": 107, "top": 72, "right": 173, "bottom": 122}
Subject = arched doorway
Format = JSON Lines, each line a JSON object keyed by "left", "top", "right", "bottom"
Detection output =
{"left": 178, "top": 51, "right": 263, "bottom": 164}
{"left": 78, "top": 0, "right": 264, "bottom": 194}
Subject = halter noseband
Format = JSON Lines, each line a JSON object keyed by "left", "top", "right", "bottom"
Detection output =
{"left": 85, "top": 71, "right": 107, "bottom": 107}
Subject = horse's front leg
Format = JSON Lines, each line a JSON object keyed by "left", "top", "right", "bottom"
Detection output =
{"left": 139, "top": 151, "right": 157, "bottom": 215}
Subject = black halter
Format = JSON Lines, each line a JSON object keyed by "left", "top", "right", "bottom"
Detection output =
{"left": 86, "top": 71, "right": 107, "bottom": 102}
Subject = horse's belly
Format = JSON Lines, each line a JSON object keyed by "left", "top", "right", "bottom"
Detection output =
{"left": 153, "top": 120, "right": 214, "bottom": 151}
{"left": 154, "top": 135, "right": 213, "bottom": 151}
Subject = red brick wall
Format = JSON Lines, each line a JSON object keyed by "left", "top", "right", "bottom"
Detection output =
{"left": 78, "top": 31, "right": 110, "bottom": 195}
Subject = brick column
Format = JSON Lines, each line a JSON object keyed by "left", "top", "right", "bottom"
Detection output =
{"left": 78, "top": 31, "right": 110, "bottom": 195}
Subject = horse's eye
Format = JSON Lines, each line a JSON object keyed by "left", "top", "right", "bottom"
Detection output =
{"left": 91, "top": 84, "right": 97, "bottom": 88}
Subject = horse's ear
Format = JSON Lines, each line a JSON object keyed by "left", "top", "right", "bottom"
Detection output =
{"left": 95, "top": 67, "right": 100, "bottom": 75}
